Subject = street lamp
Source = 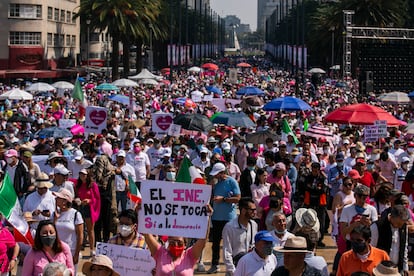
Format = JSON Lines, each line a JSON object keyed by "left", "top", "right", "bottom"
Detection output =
{"left": 86, "top": 19, "right": 91, "bottom": 79}
{"left": 149, "top": 24, "right": 153, "bottom": 71}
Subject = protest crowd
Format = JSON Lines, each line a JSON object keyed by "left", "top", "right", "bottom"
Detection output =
{"left": 0, "top": 55, "right": 413, "bottom": 276}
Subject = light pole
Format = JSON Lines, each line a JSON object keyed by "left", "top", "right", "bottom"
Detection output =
{"left": 86, "top": 19, "right": 91, "bottom": 79}
{"left": 149, "top": 24, "right": 153, "bottom": 71}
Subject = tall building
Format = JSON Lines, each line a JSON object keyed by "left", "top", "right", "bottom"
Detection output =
{"left": 258, "top": 0, "right": 293, "bottom": 32}
{"left": 0, "top": 0, "right": 80, "bottom": 78}
{"left": 187, "top": 0, "right": 210, "bottom": 11}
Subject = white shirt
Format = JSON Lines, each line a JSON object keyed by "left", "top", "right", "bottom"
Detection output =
{"left": 223, "top": 218, "right": 258, "bottom": 273}
{"left": 192, "top": 157, "right": 210, "bottom": 172}
{"left": 339, "top": 204, "right": 378, "bottom": 240}
{"left": 68, "top": 159, "right": 93, "bottom": 179}
{"left": 270, "top": 230, "right": 295, "bottom": 267}
{"left": 234, "top": 249, "right": 277, "bottom": 276}
{"left": 146, "top": 147, "right": 164, "bottom": 169}
{"left": 53, "top": 209, "right": 84, "bottom": 255}
{"left": 115, "top": 163, "right": 136, "bottom": 191}
{"left": 126, "top": 152, "right": 150, "bottom": 181}
{"left": 50, "top": 181, "right": 75, "bottom": 198}
{"left": 23, "top": 190, "right": 56, "bottom": 229}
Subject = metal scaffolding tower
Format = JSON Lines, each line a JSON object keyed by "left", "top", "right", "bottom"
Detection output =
{"left": 343, "top": 10, "right": 354, "bottom": 79}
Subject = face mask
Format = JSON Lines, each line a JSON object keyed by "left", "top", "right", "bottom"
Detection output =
{"left": 248, "top": 166, "right": 255, "bottom": 171}
{"left": 355, "top": 205, "right": 366, "bottom": 214}
{"left": 323, "top": 149, "right": 330, "bottom": 155}
{"left": 261, "top": 243, "right": 274, "bottom": 256}
{"left": 366, "top": 148, "right": 372, "bottom": 154}
{"left": 239, "top": 142, "right": 244, "bottom": 147}
{"left": 169, "top": 245, "right": 185, "bottom": 257}
{"left": 274, "top": 228, "right": 287, "bottom": 235}
{"left": 371, "top": 154, "right": 379, "bottom": 161}
{"left": 408, "top": 148, "right": 414, "bottom": 154}
{"left": 6, "top": 157, "right": 14, "bottom": 165}
{"left": 113, "top": 148, "right": 119, "bottom": 154}
{"left": 351, "top": 241, "right": 367, "bottom": 254}
{"left": 367, "top": 164, "right": 374, "bottom": 170}
{"left": 119, "top": 225, "right": 133, "bottom": 237}
{"left": 133, "top": 147, "right": 141, "bottom": 154}
{"left": 336, "top": 161, "right": 343, "bottom": 167}
{"left": 41, "top": 235, "right": 56, "bottom": 247}
{"left": 166, "top": 172, "right": 176, "bottom": 181}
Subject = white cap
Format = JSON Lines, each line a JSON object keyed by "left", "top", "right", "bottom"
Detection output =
{"left": 73, "top": 150, "right": 84, "bottom": 160}
{"left": 209, "top": 162, "right": 226, "bottom": 176}
{"left": 54, "top": 164, "right": 70, "bottom": 175}
{"left": 343, "top": 139, "right": 350, "bottom": 145}
{"left": 200, "top": 147, "right": 209, "bottom": 153}
{"left": 222, "top": 142, "right": 231, "bottom": 151}
{"left": 117, "top": 150, "right": 126, "bottom": 158}
{"left": 402, "top": 156, "right": 410, "bottom": 163}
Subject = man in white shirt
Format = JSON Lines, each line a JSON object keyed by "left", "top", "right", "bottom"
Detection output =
{"left": 68, "top": 150, "right": 93, "bottom": 179}
{"left": 50, "top": 164, "right": 74, "bottom": 196}
{"left": 270, "top": 212, "right": 294, "bottom": 267}
{"left": 23, "top": 172, "right": 56, "bottom": 229}
{"left": 146, "top": 139, "right": 164, "bottom": 179}
{"left": 234, "top": 231, "right": 277, "bottom": 276}
{"left": 126, "top": 141, "right": 150, "bottom": 187}
{"left": 114, "top": 150, "right": 136, "bottom": 212}
{"left": 222, "top": 198, "right": 258, "bottom": 275}
{"left": 192, "top": 147, "right": 211, "bottom": 173}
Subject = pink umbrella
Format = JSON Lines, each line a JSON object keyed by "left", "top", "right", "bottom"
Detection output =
{"left": 70, "top": 124, "right": 84, "bottom": 135}
{"left": 85, "top": 83, "right": 95, "bottom": 89}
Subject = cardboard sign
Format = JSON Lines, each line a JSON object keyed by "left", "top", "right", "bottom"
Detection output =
{"left": 374, "top": 120, "right": 387, "bottom": 138}
{"left": 85, "top": 106, "right": 107, "bottom": 136}
{"left": 191, "top": 94, "right": 203, "bottom": 103}
{"left": 364, "top": 125, "right": 379, "bottom": 142}
{"left": 59, "top": 119, "right": 76, "bottom": 129}
{"left": 96, "top": 242, "right": 155, "bottom": 276}
{"left": 152, "top": 113, "right": 173, "bottom": 133}
{"left": 229, "top": 68, "right": 238, "bottom": 84}
{"left": 138, "top": 180, "right": 212, "bottom": 239}
{"left": 203, "top": 94, "right": 213, "bottom": 102}
{"left": 167, "top": 123, "right": 181, "bottom": 137}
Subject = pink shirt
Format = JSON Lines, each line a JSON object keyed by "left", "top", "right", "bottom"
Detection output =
{"left": 0, "top": 227, "right": 16, "bottom": 273}
{"left": 154, "top": 245, "right": 197, "bottom": 276}
{"left": 22, "top": 241, "right": 74, "bottom": 276}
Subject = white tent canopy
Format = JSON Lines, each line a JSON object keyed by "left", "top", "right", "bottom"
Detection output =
{"left": 0, "top": 89, "right": 33, "bottom": 100}
{"left": 112, "top": 78, "right": 139, "bottom": 87}
{"left": 52, "top": 81, "right": 74, "bottom": 90}
{"left": 129, "top": 68, "right": 162, "bottom": 80}
{"left": 26, "top": 82, "right": 56, "bottom": 92}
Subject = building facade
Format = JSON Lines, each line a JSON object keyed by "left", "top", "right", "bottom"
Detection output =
{"left": 0, "top": 0, "right": 80, "bottom": 78}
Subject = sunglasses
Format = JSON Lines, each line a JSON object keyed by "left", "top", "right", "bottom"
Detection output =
{"left": 343, "top": 183, "right": 353, "bottom": 187}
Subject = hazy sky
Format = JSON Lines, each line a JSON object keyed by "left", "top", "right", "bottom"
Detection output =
{"left": 210, "top": 0, "right": 258, "bottom": 32}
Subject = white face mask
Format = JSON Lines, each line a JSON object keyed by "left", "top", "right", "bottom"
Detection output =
{"left": 166, "top": 171, "right": 176, "bottom": 181}
{"left": 408, "top": 148, "right": 414, "bottom": 154}
{"left": 6, "top": 157, "right": 14, "bottom": 165}
{"left": 119, "top": 224, "right": 133, "bottom": 237}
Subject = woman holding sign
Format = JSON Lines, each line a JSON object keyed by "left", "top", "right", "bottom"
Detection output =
{"left": 144, "top": 205, "right": 212, "bottom": 276}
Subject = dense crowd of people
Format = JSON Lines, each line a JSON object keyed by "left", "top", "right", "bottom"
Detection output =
{"left": 0, "top": 55, "right": 413, "bottom": 275}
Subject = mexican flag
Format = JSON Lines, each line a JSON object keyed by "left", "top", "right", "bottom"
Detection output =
{"left": 282, "top": 118, "right": 299, "bottom": 144}
{"left": 0, "top": 173, "right": 33, "bottom": 245}
{"left": 71, "top": 76, "right": 88, "bottom": 118}
{"left": 127, "top": 175, "right": 141, "bottom": 204}
{"left": 176, "top": 157, "right": 206, "bottom": 184}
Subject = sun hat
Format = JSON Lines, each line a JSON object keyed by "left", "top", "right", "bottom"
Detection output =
{"left": 295, "top": 208, "right": 320, "bottom": 233}
{"left": 52, "top": 188, "right": 74, "bottom": 202}
{"left": 275, "top": 236, "right": 311, "bottom": 253}
{"left": 35, "top": 172, "right": 53, "bottom": 189}
{"left": 47, "top": 152, "right": 61, "bottom": 161}
{"left": 79, "top": 168, "right": 88, "bottom": 175}
{"left": 209, "top": 162, "right": 226, "bottom": 176}
{"left": 254, "top": 230, "right": 277, "bottom": 243}
{"left": 22, "top": 151, "right": 32, "bottom": 158}
{"left": 23, "top": 212, "right": 38, "bottom": 223}
{"left": 372, "top": 262, "right": 400, "bottom": 276}
{"left": 275, "top": 162, "right": 286, "bottom": 171}
{"left": 82, "top": 255, "right": 120, "bottom": 276}
{"left": 291, "top": 148, "right": 300, "bottom": 156}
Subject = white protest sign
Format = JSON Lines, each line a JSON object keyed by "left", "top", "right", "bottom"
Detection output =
{"left": 59, "top": 119, "right": 76, "bottom": 129}
{"left": 96, "top": 242, "right": 155, "bottom": 276}
{"left": 191, "top": 94, "right": 203, "bottom": 103}
{"left": 364, "top": 125, "right": 379, "bottom": 143}
{"left": 151, "top": 113, "right": 173, "bottom": 133}
{"left": 229, "top": 68, "right": 238, "bottom": 84}
{"left": 374, "top": 120, "right": 387, "bottom": 138}
{"left": 167, "top": 123, "right": 181, "bottom": 137}
{"left": 203, "top": 94, "right": 213, "bottom": 102}
{"left": 85, "top": 106, "right": 107, "bottom": 136}
{"left": 138, "top": 180, "right": 212, "bottom": 239}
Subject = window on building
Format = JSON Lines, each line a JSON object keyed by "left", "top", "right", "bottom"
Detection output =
{"left": 66, "top": 11, "right": 71, "bottom": 23}
{"left": 54, "top": 34, "right": 59, "bottom": 46}
{"left": 54, "top": 8, "right": 59, "bottom": 21}
{"left": 66, "top": 35, "right": 71, "bottom": 46}
{"left": 9, "top": 4, "right": 41, "bottom": 19}
{"left": 60, "top": 10, "right": 65, "bottom": 22}
{"left": 71, "top": 12, "right": 76, "bottom": 24}
{"left": 90, "top": 32, "right": 100, "bottom": 42}
{"left": 9, "top": 32, "right": 41, "bottom": 45}
{"left": 59, "top": 35, "right": 64, "bottom": 46}
{"left": 47, "top": 33, "right": 53, "bottom": 46}
{"left": 48, "top": 7, "right": 53, "bottom": 20}
{"left": 71, "top": 35, "right": 76, "bottom": 46}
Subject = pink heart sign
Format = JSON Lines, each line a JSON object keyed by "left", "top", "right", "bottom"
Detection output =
{"left": 156, "top": 116, "right": 172, "bottom": 131}
{"left": 89, "top": 110, "right": 107, "bottom": 126}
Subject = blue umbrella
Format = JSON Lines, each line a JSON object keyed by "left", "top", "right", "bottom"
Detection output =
{"left": 335, "top": 82, "right": 348, "bottom": 88}
{"left": 109, "top": 94, "right": 130, "bottom": 105}
{"left": 96, "top": 83, "right": 120, "bottom": 91}
{"left": 263, "top": 96, "right": 312, "bottom": 111}
{"left": 408, "top": 91, "right": 414, "bottom": 98}
{"left": 236, "top": 86, "right": 265, "bottom": 96}
{"left": 36, "top": 127, "right": 73, "bottom": 138}
{"left": 78, "top": 77, "right": 86, "bottom": 82}
{"left": 210, "top": 112, "right": 255, "bottom": 128}
{"left": 206, "top": 86, "right": 223, "bottom": 95}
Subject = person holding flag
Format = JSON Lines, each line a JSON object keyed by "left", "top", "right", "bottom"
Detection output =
{"left": 71, "top": 76, "right": 88, "bottom": 119}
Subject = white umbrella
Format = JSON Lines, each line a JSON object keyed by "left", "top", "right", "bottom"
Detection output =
{"left": 26, "top": 82, "right": 56, "bottom": 92}
{"left": 112, "top": 78, "right": 139, "bottom": 87}
{"left": 188, "top": 66, "right": 201, "bottom": 73}
{"left": 381, "top": 91, "right": 411, "bottom": 105}
{"left": 129, "top": 68, "right": 161, "bottom": 80}
{"left": 139, "top": 79, "right": 159, "bottom": 85}
{"left": 191, "top": 90, "right": 204, "bottom": 97}
{"left": 0, "top": 89, "right": 33, "bottom": 100}
{"left": 52, "top": 81, "right": 74, "bottom": 90}
{"left": 308, "top": 68, "right": 326, "bottom": 74}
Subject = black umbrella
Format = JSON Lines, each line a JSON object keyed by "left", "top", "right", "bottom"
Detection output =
{"left": 36, "top": 126, "right": 73, "bottom": 138}
{"left": 173, "top": 113, "right": 213, "bottom": 132}
{"left": 246, "top": 129, "right": 280, "bottom": 144}
{"left": 7, "top": 114, "right": 34, "bottom": 123}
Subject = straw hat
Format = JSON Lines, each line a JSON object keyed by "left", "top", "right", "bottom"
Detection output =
{"left": 275, "top": 236, "right": 311, "bottom": 253}
{"left": 35, "top": 172, "right": 53, "bottom": 189}
{"left": 295, "top": 208, "right": 320, "bottom": 233}
{"left": 372, "top": 262, "right": 400, "bottom": 276}
{"left": 82, "top": 255, "right": 120, "bottom": 276}
{"left": 23, "top": 212, "right": 38, "bottom": 223}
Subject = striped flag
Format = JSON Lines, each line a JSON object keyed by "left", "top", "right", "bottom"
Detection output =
{"left": 71, "top": 76, "right": 88, "bottom": 117}
{"left": 127, "top": 175, "right": 141, "bottom": 204}
{"left": 176, "top": 157, "right": 206, "bottom": 184}
{"left": 0, "top": 173, "right": 33, "bottom": 245}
